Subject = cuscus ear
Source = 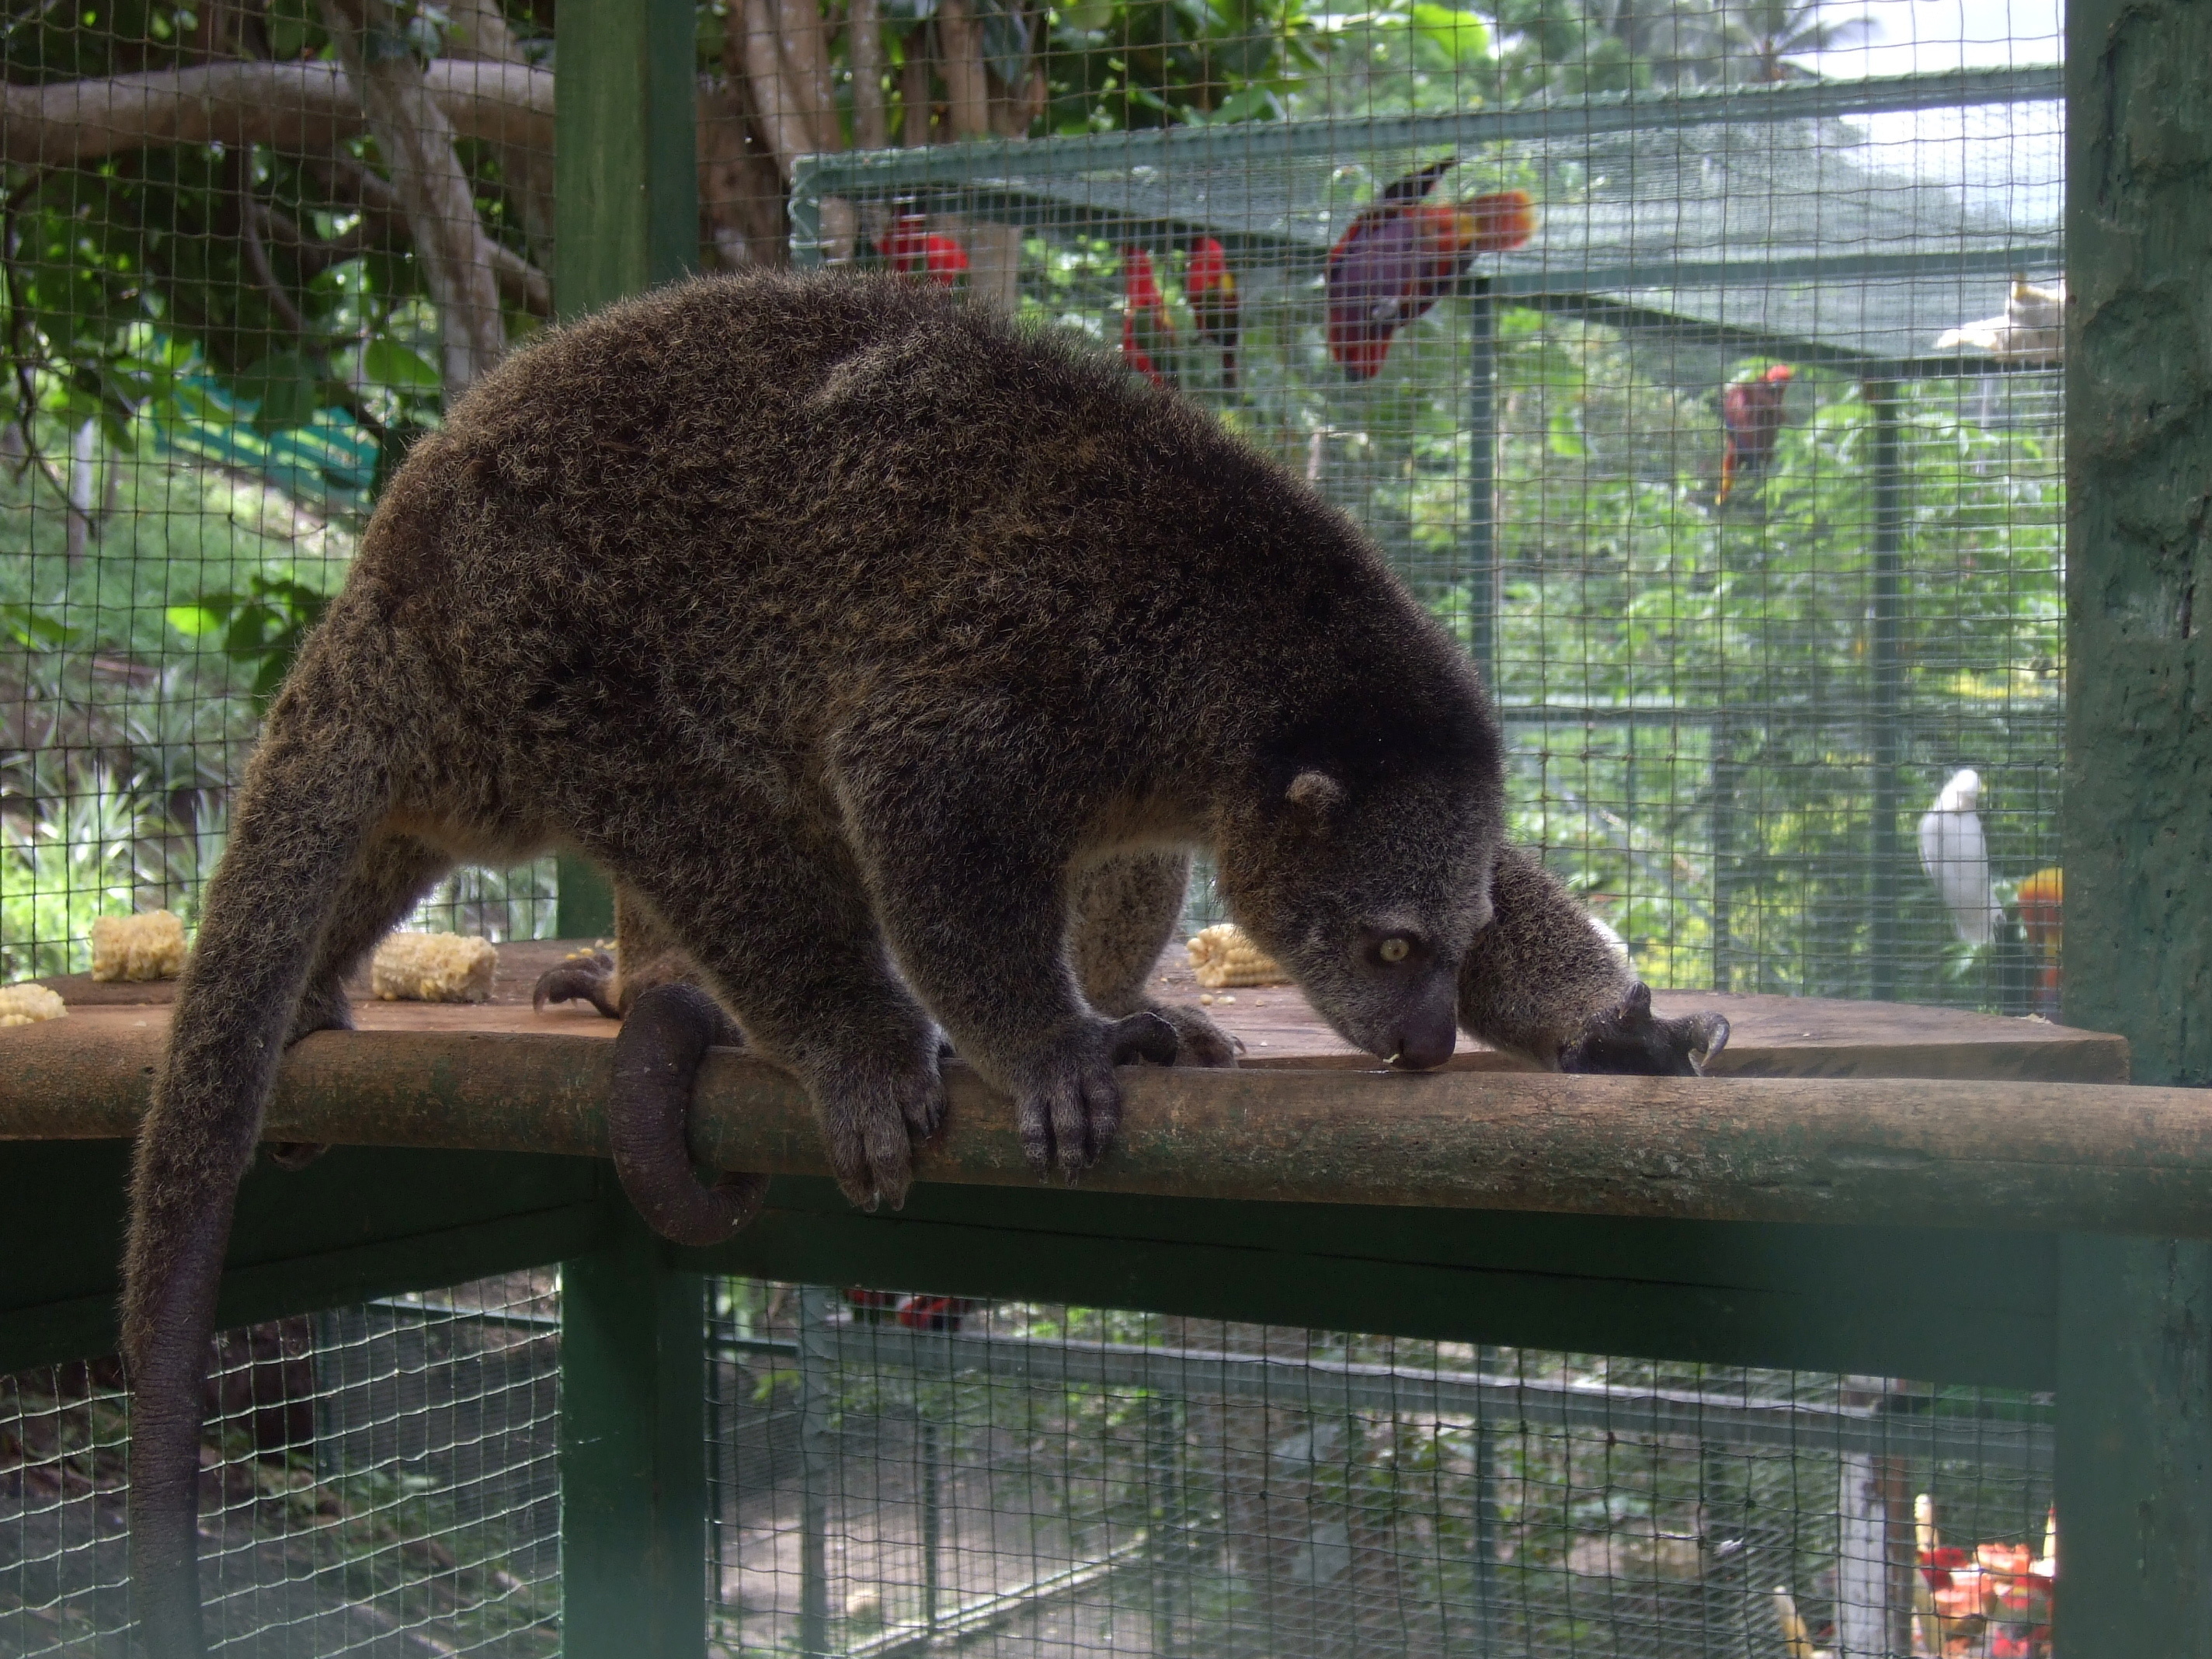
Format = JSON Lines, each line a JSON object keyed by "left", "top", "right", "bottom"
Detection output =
{"left": 1285, "top": 769, "right": 1345, "bottom": 817}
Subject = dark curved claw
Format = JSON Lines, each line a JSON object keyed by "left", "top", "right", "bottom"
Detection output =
{"left": 610, "top": 983, "right": 768, "bottom": 1247}
{"left": 534, "top": 950, "right": 622, "bottom": 1019}
{"left": 1559, "top": 983, "right": 1730, "bottom": 1077}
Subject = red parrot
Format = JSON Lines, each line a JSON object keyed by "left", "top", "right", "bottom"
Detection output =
{"left": 1186, "top": 237, "right": 1240, "bottom": 390}
{"left": 1326, "top": 159, "right": 1536, "bottom": 381}
{"left": 880, "top": 214, "right": 969, "bottom": 287}
{"left": 1716, "top": 363, "right": 1796, "bottom": 504}
{"left": 1121, "top": 247, "right": 1175, "bottom": 387}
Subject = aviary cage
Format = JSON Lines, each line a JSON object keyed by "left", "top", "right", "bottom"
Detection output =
{"left": 791, "top": 65, "right": 2064, "bottom": 1008}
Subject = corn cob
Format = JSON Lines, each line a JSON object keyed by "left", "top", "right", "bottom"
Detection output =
{"left": 371, "top": 931, "right": 499, "bottom": 1003}
{"left": 1186, "top": 923, "right": 1289, "bottom": 989}
{"left": 90, "top": 909, "right": 187, "bottom": 983}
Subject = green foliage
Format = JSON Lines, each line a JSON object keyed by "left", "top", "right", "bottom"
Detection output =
{"left": 166, "top": 572, "right": 333, "bottom": 703}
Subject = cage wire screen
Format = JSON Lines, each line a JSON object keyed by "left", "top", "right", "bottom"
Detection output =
{"left": 4, "top": 0, "right": 2064, "bottom": 1007}
{"left": 708, "top": 1278, "right": 2056, "bottom": 1659}
{"left": 0, "top": 1272, "right": 562, "bottom": 1656}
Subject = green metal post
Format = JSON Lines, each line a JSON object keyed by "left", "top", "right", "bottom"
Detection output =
{"left": 1866, "top": 383, "right": 1902, "bottom": 1002}
{"left": 2057, "top": 0, "right": 2212, "bottom": 1651}
{"left": 1466, "top": 281, "right": 1499, "bottom": 687}
{"left": 560, "top": 1205, "right": 710, "bottom": 1659}
{"left": 551, "top": 0, "right": 698, "bottom": 941}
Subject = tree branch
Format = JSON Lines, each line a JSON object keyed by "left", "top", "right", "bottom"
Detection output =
{"left": 0, "top": 58, "right": 553, "bottom": 170}
{"left": 317, "top": 0, "right": 507, "bottom": 396}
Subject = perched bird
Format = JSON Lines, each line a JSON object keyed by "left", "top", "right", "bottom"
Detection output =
{"left": 880, "top": 214, "right": 969, "bottom": 287}
{"left": 1934, "top": 276, "right": 2064, "bottom": 363}
{"left": 1325, "top": 159, "right": 1536, "bottom": 381}
{"left": 2015, "top": 865, "right": 2063, "bottom": 1014}
{"left": 1918, "top": 768, "right": 2005, "bottom": 946}
{"left": 1186, "top": 238, "right": 1240, "bottom": 390}
{"left": 1716, "top": 363, "right": 1795, "bottom": 505}
{"left": 1121, "top": 247, "right": 1175, "bottom": 387}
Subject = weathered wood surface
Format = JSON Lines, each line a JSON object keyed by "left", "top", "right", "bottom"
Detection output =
{"left": 33, "top": 938, "right": 2131, "bottom": 1081}
{"left": 3, "top": 999, "right": 2204, "bottom": 1236}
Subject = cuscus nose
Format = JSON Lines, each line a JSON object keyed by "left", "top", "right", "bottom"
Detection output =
{"left": 1386, "top": 972, "right": 1459, "bottom": 1072}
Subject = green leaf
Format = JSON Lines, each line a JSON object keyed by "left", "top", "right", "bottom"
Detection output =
{"left": 1410, "top": 2, "right": 1491, "bottom": 61}
{"left": 0, "top": 603, "right": 81, "bottom": 651}
{"left": 236, "top": 351, "right": 322, "bottom": 433}
{"left": 165, "top": 603, "right": 226, "bottom": 638}
{"left": 1547, "top": 405, "right": 1586, "bottom": 457}
{"left": 363, "top": 338, "right": 441, "bottom": 391}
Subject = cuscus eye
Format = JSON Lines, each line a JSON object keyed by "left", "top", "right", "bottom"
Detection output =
{"left": 1377, "top": 936, "right": 1410, "bottom": 964}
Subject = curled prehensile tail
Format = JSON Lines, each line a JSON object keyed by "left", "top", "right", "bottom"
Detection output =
{"left": 121, "top": 606, "right": 410, "bottom": 1657}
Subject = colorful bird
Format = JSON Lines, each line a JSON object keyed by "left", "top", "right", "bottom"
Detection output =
{"left": 1325, "top": 159, "right": 1536, "bottom": 382}
{"left": 1918, "top": 767, "right": 2005, "bottom": 946}
{"left": 880, "top": 214, "right": 969, "bottom": 287}
{"left": 2015, "top": 865, "right": 2063, "bottom": 1014}
{"left": 1121, "top": 247, "right": 1175, "bottom": 388}
{"left": 1186, "top": 238, "right": 1240, "bottom": 390}
{"left": 1716, "top": 363, "right": 1795, "bottom": 504}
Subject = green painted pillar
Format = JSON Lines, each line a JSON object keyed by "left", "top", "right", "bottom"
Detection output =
{"left": 551, "top": 0, "right": 698, "bottom": 941}
{"left": 551, "top": 8, "right": 709, "bottom": 1651}
{"left": 560, "top": 1204, "right": 711, "bottom": 1659}
{"left": 2058, "top": 1, "right": 2212, "bottom": 1654}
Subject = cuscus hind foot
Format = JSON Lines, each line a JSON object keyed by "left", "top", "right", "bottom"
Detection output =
{"left": 534, "top": 949, "right": 623, "bottom": 1020}
{"left": 1016, "top": 1010, "right": 1181, "bottom": 1183}
{"left": 1146, "top": 1001, "right": 1243, "bottom": 1067}
{"left": 610, "top": 983, "right": 770, "bottom": 1247}
{"left": 1559, "top": 983, "right": 1730, "bottom": 1077}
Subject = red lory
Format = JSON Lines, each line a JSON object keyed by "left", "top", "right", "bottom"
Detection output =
{"left": 1326, "top": 159, "right": 1536, "bottom": 381}
{"left": 1186, "top": 237, "right": 1240, "bottom": 389}
{"left": 1716, "top": 363, "right": 1795, "bottom": 503}
{"left": 1121, "top": 248, "right": 1175, "bottom": 387}
{"left": 881, "top": 214, "right": 970, "bottom": 287}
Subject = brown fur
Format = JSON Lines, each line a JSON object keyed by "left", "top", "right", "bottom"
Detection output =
{"left": 123, "top": 270, "right": 1517, "bottom": 1654}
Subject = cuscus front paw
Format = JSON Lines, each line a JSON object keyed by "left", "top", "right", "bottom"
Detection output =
{"left": 1015, "top": 1010, "right": 1180, "bottom": 1181}
{"left": 610, "top": 983, "right": 768, "bottom": 1247}
{"left": 534, "top": 949, "right": 622, "bottom": 1019}
{"left": 1147, "top": 1001, "right": 1243, "bottom": 1067}
{"left": 1559, "top": 983, "right": 1730, "bottom": 1077}
{"left": 813, "top": 1033, "right": 948, "bottom": 1212}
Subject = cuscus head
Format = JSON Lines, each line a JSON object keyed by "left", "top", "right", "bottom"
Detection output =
{"left": 1215, "top": 714, "right": 1503, "bottom": 1074}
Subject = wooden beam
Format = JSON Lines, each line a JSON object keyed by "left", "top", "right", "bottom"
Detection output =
{"left": 4, "top": 1017, "right": 2210, "bottom": 1237}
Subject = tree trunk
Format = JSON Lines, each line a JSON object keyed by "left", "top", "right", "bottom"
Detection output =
{"left": 438, "top": 0, "right": 555, "bottom": 265}
{"left": 318, "top": 0, "right": 507, "bottom": 398}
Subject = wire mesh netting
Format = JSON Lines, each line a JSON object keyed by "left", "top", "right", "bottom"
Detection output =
{"left": 781, "top": 53, "right": 2065, "bottom": 1009}
{"left": 3, "top": 0, "right": 2066, "bottom": 1009}
{"left": 0, "top": 1273, "right": 562, "bottom": 1657}
{"left": 9, "top": 0, "right": 2061, "bottom": 1013}
{"left": 708, "top": 1279, "right": 2056, "bottom": 1659}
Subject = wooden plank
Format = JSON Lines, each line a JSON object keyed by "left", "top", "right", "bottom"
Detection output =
{"left": 34, "top": 937, "right": 2132, "bottom": 1082}
{"left": 0, "top": 1007, "right": 2200, "bottom": 1237}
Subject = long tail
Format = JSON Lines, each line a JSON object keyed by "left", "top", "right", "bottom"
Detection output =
{"left": 122, "top": 687, "right": 392, "bottom": 1657}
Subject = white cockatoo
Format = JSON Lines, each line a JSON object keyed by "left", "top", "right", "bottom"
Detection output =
{"left": 1933, "top": 277, "right": 2065, "bottom": 363}
{"left": 1918, "top": 768, "right": 2006, "bottom": 945}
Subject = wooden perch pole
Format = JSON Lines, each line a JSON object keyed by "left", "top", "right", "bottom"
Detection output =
{"left": 9, "top": 1016, "right": 2212, "bottom": 1238}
